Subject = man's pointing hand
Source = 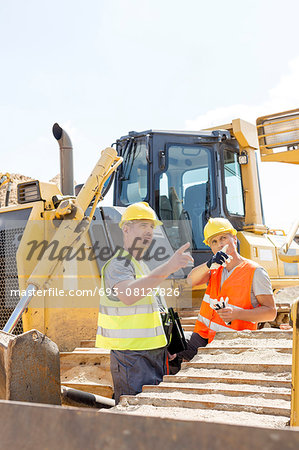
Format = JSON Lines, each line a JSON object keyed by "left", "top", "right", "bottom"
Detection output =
{"left": 168, "top": 242, "right": 194, "bottom": 273}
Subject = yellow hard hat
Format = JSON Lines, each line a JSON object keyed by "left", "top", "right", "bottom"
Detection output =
{"left": 203, "top": 218, "right": 237, "bottom": 245}
{"left": 119, "top": 202, "right": 163, "bottom": 229}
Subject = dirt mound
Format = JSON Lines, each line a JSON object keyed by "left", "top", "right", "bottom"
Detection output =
{"left": 0, "top": 173, "right": 61, "bottom": 207}
{"left": 0, "top": 173, "right": 34, "bottom": 206}
{"left": 275, "top": 285, "right": 299, "bottom": 303}
{"left": 49, "top": 174, "right": 61, "bottom": 187}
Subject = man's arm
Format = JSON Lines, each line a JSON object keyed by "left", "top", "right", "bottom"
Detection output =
{"left": 187, "top": 262, "right": 210, "bottom": 287}
{"left": 115, "top": 242, "right": 193, "bottom": 305}
{"left": 187, "top": 248, "right": 232, "bottom": 287}
{"left": 216, "top": 294, "right": 277, "bottom": 323}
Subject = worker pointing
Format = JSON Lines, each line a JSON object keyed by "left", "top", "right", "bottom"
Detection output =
{"left": 96, "top": 202, "right": 193, "bottom": 404}
{"left": 114, "top": 240, "right": 193, "bottom": 305}
{"left": 177, "top": 217, "right": 277, "bottom": 361}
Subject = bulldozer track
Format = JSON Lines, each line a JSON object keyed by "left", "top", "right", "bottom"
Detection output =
{"left": 60, "top": 315, "right": 294, "bottom": 428}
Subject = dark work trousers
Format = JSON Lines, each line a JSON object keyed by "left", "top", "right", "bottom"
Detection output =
{"left": 110, "top": 347, "right": 167, "bottom": 405}
{"left": 168, "top": 331, "right": 208, "bottom": 375}
{"left": 178, "top": 331, "right": 208, "bottom": 361}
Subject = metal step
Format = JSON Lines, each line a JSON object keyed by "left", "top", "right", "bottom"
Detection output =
{"left": 142, "top": 382, "right": 291, "bottom": 401}
{"left": 119, "top": 392, "right": 291, "bottom": 417}
{"left": 111, "top": 404, "right": 290, "bottom": 429}
{"left": 163, "top": 374, "right": 291, "bottom": 388}
{"left": 210, "top": 329, "right": 293, "bottom": 340}
{"left": 77, "top": 326, "right": 293, "bottom": 349}
{"left": 196, "top": 346, "right": 292, "bottom": 353}
{"left": 181, "top": 361, "right": 292, "bottom": 373}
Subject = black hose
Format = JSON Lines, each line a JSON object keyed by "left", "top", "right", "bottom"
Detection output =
{"left": 5, "top": 182, "right": 12, "bottom": 206}
{"left": 101, "top": 171, "right": 115, "bottom": 199}
{"left": 61, "top": 385, "right": 115, "bottom": 409}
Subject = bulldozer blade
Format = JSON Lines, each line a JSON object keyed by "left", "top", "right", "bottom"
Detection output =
{"left": 1, "top": 399, "right": 299, "bottom": 449}
{"left": 0, "top": 329, "right": 61, "bottom": 405}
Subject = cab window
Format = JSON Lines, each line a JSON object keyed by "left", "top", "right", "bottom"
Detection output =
{"left": 119, "top": 140, "right": 148, "bottom": 204}
{"left": 159, "top": 145, "right": 214, "bottom": 249}
{"left": 223, "top": 149, "right": 245, "bottom": 216}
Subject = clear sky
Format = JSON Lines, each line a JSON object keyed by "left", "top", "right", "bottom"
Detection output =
{"left": 1, "top": 0, "right": 299, "bottom": 231}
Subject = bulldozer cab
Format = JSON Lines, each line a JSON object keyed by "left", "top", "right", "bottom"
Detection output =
{"left": 0, "top": 115, "right": 299, "bottom": 418}
{"left": 113, "top": 119, "right": 299, "bottom": 289}
{"left": 114, "top": 128, "right": 257, "bottom": 267}
{"left": 1, "top": 114, "right": 299, "bottom": 349}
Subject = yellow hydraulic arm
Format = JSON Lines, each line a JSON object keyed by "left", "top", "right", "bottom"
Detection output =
{"left": 3, "top": 145, "right": 122, "bottom": 333}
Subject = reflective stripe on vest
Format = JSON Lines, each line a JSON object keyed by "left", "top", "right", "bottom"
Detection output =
{"left": 96, "top": 249, "right": 167, "bottom": 350}
{"left": 194, "top": 259, "right": 258, "bottom": 343}
{"left": 97, "top": 325, "right": 164, "bottom": 338}
{"left": 99, "top": 304, "right": 154, "bottom": 316}
{"left": 196, "top": 313, "right": 229, "bottom": 333}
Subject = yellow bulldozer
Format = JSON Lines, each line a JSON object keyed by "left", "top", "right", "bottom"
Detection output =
{"left": 1, "top": 109, "right": 299, "bottom": 446}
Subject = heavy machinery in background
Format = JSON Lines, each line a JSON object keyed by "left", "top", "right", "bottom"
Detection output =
{"left": 112, "top": 108, "right": 299, "bottom": 324}
{"left": 1, "top": 110, "right": 299, "bottom": 352}
{"left": 0, "top": 110, "right": 298, "bottom": 436}
{"left": 0, "top": 125, "right": 123, "bottom": 404}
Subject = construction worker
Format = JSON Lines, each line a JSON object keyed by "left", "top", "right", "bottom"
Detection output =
{"left": 178, "top": 218, "right": 277, "bottom": 361}
{"left": 96, "top": 202, "right": 193, "bottom": 404}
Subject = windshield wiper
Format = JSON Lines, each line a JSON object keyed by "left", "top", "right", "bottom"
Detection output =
{"left": 204, "top": 178, "right": 211, "bottom": 221}
{"left": 119, "top": 139, "right": 134, "bottom": 181}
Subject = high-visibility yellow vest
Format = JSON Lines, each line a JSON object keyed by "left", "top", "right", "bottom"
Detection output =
{"left": 95, "top": 249, "right": 167, "bottom": 350}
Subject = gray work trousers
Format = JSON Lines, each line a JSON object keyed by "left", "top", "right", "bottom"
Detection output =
{"left": 110, "top": 347, "right": 167, "bottom": 404}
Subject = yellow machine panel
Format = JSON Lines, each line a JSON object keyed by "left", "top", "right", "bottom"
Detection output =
{"left": 238, "top": 231, "right": 299, "bottom": 289}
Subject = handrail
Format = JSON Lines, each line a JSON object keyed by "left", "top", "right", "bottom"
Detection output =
{"left": 278, "top": 219, "right": 299, "bottom": 263}
{"left": 256, "top": 108, "right": 299, "bottom": 164}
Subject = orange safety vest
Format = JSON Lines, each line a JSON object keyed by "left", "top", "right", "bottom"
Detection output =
{"left": 194, "top": 259, "right": 259, "bottom": 343}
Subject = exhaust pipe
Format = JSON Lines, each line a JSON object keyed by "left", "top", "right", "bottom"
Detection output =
{"left": 52, "top": 123, "right": 74, "bottom": 196}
